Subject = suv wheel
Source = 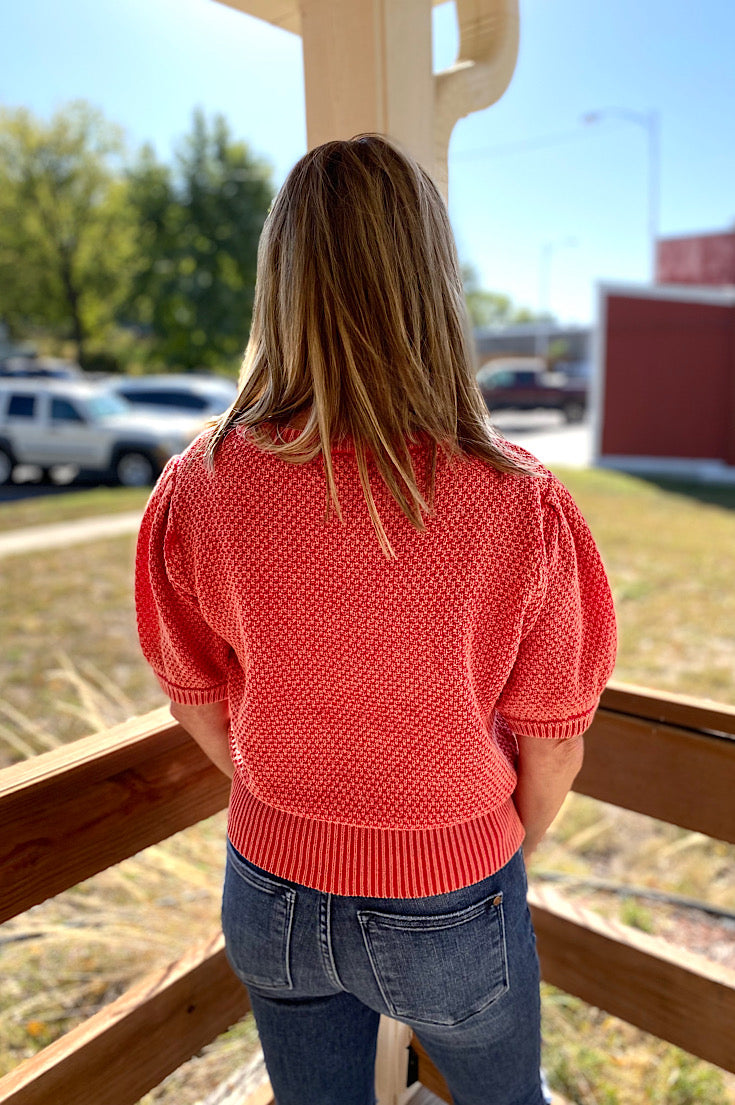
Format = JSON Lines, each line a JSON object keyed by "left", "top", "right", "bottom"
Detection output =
{"left": 0, "top": 447, "right": 15, "bottom": 486}
{"left": 114, "top": 451, "right": 156, "bottom": 487}
{"left": 562, "top": 400, "right": 585, "bottom": 423}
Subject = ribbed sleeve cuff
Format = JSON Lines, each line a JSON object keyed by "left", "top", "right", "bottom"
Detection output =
{"left": 155, "top": 673, "right": 229, "bottom": 705}
{"left": 502, "top": 701, "right": 599, "bottom": 740}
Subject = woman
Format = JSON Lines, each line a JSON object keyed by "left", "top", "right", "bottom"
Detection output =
{"left": 135, "top": 135, "right": 616, "bottom": 1105}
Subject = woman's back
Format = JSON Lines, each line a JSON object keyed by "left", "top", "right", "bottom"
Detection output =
{"left": 137, "top": 419, "right": 614, "bottom": 896}
{"left": 135, "top": 134, "right": 616, "bottom": 1105}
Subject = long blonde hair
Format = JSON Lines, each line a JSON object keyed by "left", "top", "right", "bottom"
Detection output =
{"left": 207, "top": 134, "right": 533, "bottom": 558}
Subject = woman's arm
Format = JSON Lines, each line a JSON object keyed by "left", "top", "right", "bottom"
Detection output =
{"left": 169, "top": 699, "right": 233, "bottom": 780}
{"left": 514, "top": 732, "right": 585, "bottom": 860}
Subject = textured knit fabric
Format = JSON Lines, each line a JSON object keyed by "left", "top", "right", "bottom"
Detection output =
{"left": 135, "top": 425, "right": 617, "bottom": 897}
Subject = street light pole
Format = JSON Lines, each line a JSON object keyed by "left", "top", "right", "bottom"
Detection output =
{"left": 647, "top": 110, "right": 660, "bottom": 278}
{"left": 582, "top": 108, "right": 660, "bottom": 281}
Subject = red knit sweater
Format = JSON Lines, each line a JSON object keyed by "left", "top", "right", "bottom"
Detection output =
{"left": 135, "top": 425, "right": 616, "bottom": 897}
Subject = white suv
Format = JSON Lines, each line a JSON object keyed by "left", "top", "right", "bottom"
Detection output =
{"left": 105, "top": 374, "right": 237, "bottom": 417}
{"left": 0, "top": 380, "right": 202, "bottom": 486}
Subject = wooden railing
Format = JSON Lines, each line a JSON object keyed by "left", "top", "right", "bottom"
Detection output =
{"left": 1, "top": 683, "right": 734, "bottom": 1105}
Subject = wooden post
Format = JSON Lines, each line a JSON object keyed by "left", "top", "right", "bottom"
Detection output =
{"left": 299, "top": 0, "right": 434, "bottom": 173}
{"left": 433, "top": 0, "right": 520, "bottom": 195}
{"left": 374, "top": 1015, "right": 413, "bottom": 1105}
{"left": 213, "top": 0, "right": 521, "bottom": 197}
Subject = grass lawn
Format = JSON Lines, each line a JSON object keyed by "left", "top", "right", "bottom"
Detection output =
{"left": 0, "top": 534, "right": 162, "bottom": 762}
{"left": 0, "top": 486, "right": 149, "bottom": 534}
{"left": 1, "top": 466, "right": 734, "bottom": 1103}
{"left": 554, "top": 466, "right": 735, "bottom": 704}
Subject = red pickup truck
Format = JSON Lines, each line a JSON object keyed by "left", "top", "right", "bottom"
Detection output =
{"left": 476, "top": 359, "right": 588, "bottom": 423}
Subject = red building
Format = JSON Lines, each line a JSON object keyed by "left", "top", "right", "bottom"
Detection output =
{"left": 656, "top": 230, "right": 735, "bottom": 287}
{"left": 595, "top": 283, "right": 735, "bottom": 481}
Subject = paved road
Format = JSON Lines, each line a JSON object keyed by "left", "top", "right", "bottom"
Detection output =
{"left": 492, "top": 411, "right": 592, "bottom": 468}
{"left": 0, "top": 465, "right": 96, "bottom": 504}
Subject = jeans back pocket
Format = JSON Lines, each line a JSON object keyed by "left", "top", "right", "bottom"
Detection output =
{"left": 357, "top": 892, "right": 508, "bottom": 1027}
{"left": 222, "top": 843, "right": 296, "bottom": 991}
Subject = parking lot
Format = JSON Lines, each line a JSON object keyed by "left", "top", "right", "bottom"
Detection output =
{"left": 0, "top": 413, "right": 593, "bottom": 504}
{"left": 0, "top": 467, "right": 94, "bottom": 503}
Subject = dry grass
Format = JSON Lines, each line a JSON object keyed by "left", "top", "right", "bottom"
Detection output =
{"left": 554, "top": 467, "right": 735, "bottom": 703}
{"left": 0, "top": 807, "right": 262, "bottom": 1091}
{"left": 0, "top": 721, "right": 259, "bottom": 1090}
{"left": 531, "top": 792, "right": 735, "bottom": 1103}
{"left": 541, "top": 985, "right": 734, "bottom": 1105}
{"left": 0, "top": 534, "right": 162, "bottom": 767}
{"left": 0, "top": 486, "right": 148, "bottom": 534}
{"left": 536, "top": 795, "right": 735, "bottom": 913}
{"left": 0, "top": 532, "right": 259, "bottom": 1095}
{"left": 1, "top": 468, "right": 735, "bottom": 1102}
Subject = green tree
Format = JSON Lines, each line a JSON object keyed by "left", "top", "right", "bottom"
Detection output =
{"left": 461, "top": 263, "right": 552, "bottom": 328}
{"left": 0, "top": 101, "right": 136, "bottom": 364}
{"left": 125, "top": 110, "right": 274, "bottom": 370}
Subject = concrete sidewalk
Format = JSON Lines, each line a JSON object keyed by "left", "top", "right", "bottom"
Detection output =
{"left": 0, "top": 510, "right": 142, "bottom": 559}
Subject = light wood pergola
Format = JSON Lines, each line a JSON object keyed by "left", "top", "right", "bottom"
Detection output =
{"left": 212, "top": 0, "right": 519, "bottom": 195}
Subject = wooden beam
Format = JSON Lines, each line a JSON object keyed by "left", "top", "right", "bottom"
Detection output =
{"left": 0, "top": 933, "right": 251, "bottom": 1105}
{"left": 209, "top": 0, "right": 449, "bottom": 40}
{"left": 575, "top": 708, "right": 735, "bottom": 844}
{"left": 529, "top": 885, "right": 735, "bottom": 1074}
{"left": 601, "top": 680, "right": 735, "bottom": 736}
{"left": 300, "top": 0, "right": 434, "bottom": 170}
{"left": 1, "top": 683, "right": 733, "bottom": 1102}
{"left": 0, "top": 710, "right": 230, "bottom": 924}
{"left": 409, "top": 1040, "right": 451, "bottom": 1104}
{"left": 2, "top": 682, "right": 734, "bottom": 924}
{"left": 211, "top": 0, "right": 300, "bottom": 34}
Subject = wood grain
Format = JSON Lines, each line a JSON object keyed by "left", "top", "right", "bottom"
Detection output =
{"left": 601, "top": 680, "right": 735, "bottom": 736}
{"left": 4, "top": 686, "right": 732, "bottom": 928}
{"left": 575, "top": 708, "right": 735, "bottom": 844}
{"left": 2, "top": 683, "right": 735, "bottom": 1101}
{"left": 529, "top": 884, "right": 735, "bottom": 1074}
{"left": 0, "top": 933, "right": 251, "bottom": 1105}
{"left": 0, "top": 709, "right": 231, "bottom": 924}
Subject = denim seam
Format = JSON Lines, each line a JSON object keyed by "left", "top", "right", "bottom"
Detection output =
{"left": 282, "top": 888, "right": 297, "bottom": 990}
{"left": 497, "top": 898, "right": 510, "bottom": 993}
{"left": 357, "top": 913, "right": 397, "bottom": 1017}
{"left": 223, "top": 846, "right": 296, "bottom": 992}
{"left": 319, "top": 892, "right": 344, "bottom": 990}
{"left": 355, "top": 892, "right": 503, "bottom": 933}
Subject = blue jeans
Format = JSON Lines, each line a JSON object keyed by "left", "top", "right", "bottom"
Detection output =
{"left": 222, "top": 840, "right": 545, "bottom": 1105}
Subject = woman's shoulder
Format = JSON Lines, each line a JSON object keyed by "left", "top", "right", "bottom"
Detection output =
{"left": 452, "top": 438, "right": 553, "bottom": 510}
{"left": 175, "top": 424, "right": 256, "bottom": 476}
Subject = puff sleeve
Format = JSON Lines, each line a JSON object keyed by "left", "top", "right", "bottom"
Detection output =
{"left": 496, "top": 476, "right": 617, "bottom": 739}
{"left": 135, "top": 457, "right": 232, "bottom": 704}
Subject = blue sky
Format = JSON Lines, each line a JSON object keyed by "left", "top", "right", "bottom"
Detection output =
{"left": 2, "top": 0, "right": 734, "bottom": 324}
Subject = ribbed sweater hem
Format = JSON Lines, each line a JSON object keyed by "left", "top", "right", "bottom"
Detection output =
{"left": 226, "top": 771, "right": 526, "bottom": 898}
